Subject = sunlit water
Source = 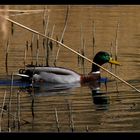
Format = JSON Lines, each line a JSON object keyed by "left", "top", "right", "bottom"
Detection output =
{"left": 0, "top": 5, "right": 140, "bottom": 132}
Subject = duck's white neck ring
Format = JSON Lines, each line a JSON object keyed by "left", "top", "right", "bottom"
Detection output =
{"left": 91, "top": 71, "right": 100, "bottom": 74}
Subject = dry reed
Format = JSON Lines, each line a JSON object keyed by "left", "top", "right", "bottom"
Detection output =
{"left": 0, "top": 6, "right": 9, "bottom": 40}
{"left": 80, "top": 24, "right": 86, "bottom": 74}
{"left": 5, "top": 39, "right": 9, "bottom": 75}
{"left": 54, "top": 108, "right": 60, "bottom": 132}
{"left": 92, "top": 21, "right": 96, "bottom": 56}
{"left": 67, "top": 102, "right": 74, "bottom": 132}
{"left": 54, "top": 6, "right": 70, "bottom": 66}
{"left": 16, "top": 90, "right": 20, "bottom": 131}
{"left": 0, "top": 90, "right": 7, "bottom": 132}
{"left": 7, "top": 73, "right": 14, "bottom": 131}
{"left": 35, "top": 35, "right": 40, "bottom": 66}
{"left": 43, "top": 7, "right": 50, "bottom": 66}
{"left": 0, "top": 106, "right": 30, "bottom": 128}
{"left": 24, "top": 45, "right": 27, "bottom": 68}
{"left": 11, "top": 22, "right": 14, "bottom": 35}
{"left": 86, "top": 125, "right": 89, "bottom": 132}
{"left": 114, "top": 22, "right": 120, "bottom": 92}
{"left": 30, "top": 34, "right": 34, "bottom": 65}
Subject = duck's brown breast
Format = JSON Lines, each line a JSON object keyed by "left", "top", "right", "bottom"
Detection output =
{"left": 80, "top": 73, "right": 101, "bottom": 84}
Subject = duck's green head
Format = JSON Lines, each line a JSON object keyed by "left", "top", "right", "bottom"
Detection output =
{"left": 92, "top": 51, "right": 120, "bottom": 72}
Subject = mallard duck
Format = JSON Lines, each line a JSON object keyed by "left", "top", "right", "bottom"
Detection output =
{"left": 18, "top": 51, "right": 120, "bottom": 84}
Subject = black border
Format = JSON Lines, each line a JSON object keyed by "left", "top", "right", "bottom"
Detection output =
{"left": 0, "top": 0, "right": 140, "bottom": 5}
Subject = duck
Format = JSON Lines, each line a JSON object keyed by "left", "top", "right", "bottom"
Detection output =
{"left": 18, "top": 51, "right": 120, "bottom": 84}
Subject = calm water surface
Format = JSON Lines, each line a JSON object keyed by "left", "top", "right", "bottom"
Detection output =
{"left": 0, "top": 5, "right": 140, "bottom": 132}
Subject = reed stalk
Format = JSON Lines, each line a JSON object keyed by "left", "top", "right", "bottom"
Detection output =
{"left": 114, "top": 22, "right": 119, "bottom": 92}
{"left": 0, "top": 106, "right": 30, "bottom": 125}
{"left": 0, "top": 90, "right": 7, "bottom": 132}
{"left": 67, "top": 102, "right": 74, "bottom": 132}
{"left": 70, "top": 107, "right": 74, "bottom": 132}
{"left": 30, "top": 34, "right": 34, "bottom": 65}
{"left": 0, "top": 6, "right": 9, "bottom": 40}
{"left": 26, "top": 40, "right": 29, "bottom": 51}
{"left": 8, "top": 127, "right": 11, "bottom": 132}
{"left": 13, "top": 112, "right": 16, "bottom": 130}
{"left": 92, "top": 21, "right": 95, "bottom": 56}
{"left": 36, "top": 35, "right": 39, "bottom": 66}
{"left": 43, "top": 6, "right": 49, "bottom": 35}
{"left": 54, "top": 108, "right": 60, "bottom": 132}
{"left": 24, "top": 45, "right": 27, "bottom": 68}
{"left": 44, "top": 14, "right": 49, "bottom": 36}
{"left": 80, "top": 24, "right": 86, "bottom": 74}
{"left": 77, "top": 48, "right": 81, "bottom": 66}
{"left": 115, "top": 22, "right": 119, "bottom": 64}
{"left": 53, "top": 6, "right": 70, "bottom": 66}
{"left": 51, "top": 24, "right": 55, "bottom": 39}
{"left": 10, "top": 11, "right": 44, "bottom": 17}
{"left": 31, "top": 94, "right": 35, "bottom": 120}
{"left": 108, "top": 41, "right": 113, "bottom": 79}
{"left": 5, "top": 39, "right": 9, "bottom": 75}
{"left": 114, "top": 22, "right": 119, "bottom": 74}
{"left": 43, "top": 38, "right": 45, "bottom": 66}
{"left": 47, "top": 24, "right": 55, "bottom": 65}
{"left": 2, "top": 16, "right": 140, "bottom": 93}
{"left": 46, "top": 33, "right": 50, "bottom": 66}
{"left": 31, "top": 97, "right": 35, "bottom": 130}
{"left": 30, "top": 80, "right": 35, "bottom": 130}
{"left": 24, "top": 41, "right": 29, "bottom": 67}
{"left": 86, "top": 125, "right": 89, "bottom": 132}
{"left": 49, "top": 25, "right": 55, "bottom": 51}
{"left": 16, "top": 91, "right": 20, "bottom": 131}
{"left": 43, "top": 6, "right": 48, "bottom": 29}
{"left": 8, "top": 73, "right": 14, "bottom": 131}
{"left": 11, "top": 22, "right": 14, "bottom": 35}
{"left": 43, "top": 11, "right": 50, "bottom": 66}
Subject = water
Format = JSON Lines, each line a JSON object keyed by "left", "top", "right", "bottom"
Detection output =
{"left": 0, "top": 5, "right": 140, "bottom": 132}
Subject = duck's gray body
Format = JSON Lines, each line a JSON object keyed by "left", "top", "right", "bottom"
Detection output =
{"left": 24, "top": 67, "right": 81, "bottom": 84}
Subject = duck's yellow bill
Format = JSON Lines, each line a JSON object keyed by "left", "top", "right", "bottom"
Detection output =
{"left": 109, "top": 58, "right": 120, "bottom": 65}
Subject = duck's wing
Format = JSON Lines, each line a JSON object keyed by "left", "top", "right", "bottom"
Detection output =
{"left": 26, "top": 67, "right": 79, "bottom": 76}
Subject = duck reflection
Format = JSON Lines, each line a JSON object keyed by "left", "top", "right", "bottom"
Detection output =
{"left": 20, "top": 77, "right": 110, "bottom": 110}
{"left": 29, "top": 82, "right": 81, "bottom": 96}
{"left": 87, "top": 77, "right": 110, "bottom": 110}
